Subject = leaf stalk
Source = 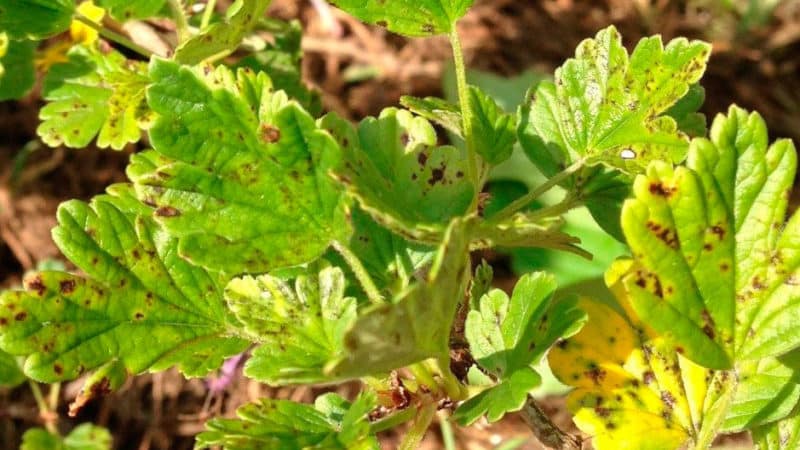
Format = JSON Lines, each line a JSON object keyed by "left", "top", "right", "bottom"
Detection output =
{"left": 74, "top": 13, "right": 153, "bottom": 58}
{"left": 332, "top": 240, "right": 384, "bottom": 304}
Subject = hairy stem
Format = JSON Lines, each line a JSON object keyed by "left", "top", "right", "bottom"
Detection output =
{"left": 200, "top": 0, "right": 217, "bottom": 29}
{"left": 492, "top": 159, "right": 586, "bottom": 222}
{"left": 369, "top": 406, "right": 418, "bottom": 434}
{"left": 167, "top": 0, "right": 190, "bottom": 42}
{"left": 449, "top": 26, "right": 480, "bottom": 207}
{"left": 74, "top": 14, "right": 153, "bottom": 58}
{"left": 520, "top": 395, "right": 582, "bottom": 450}
{"left": 399, "top": 400, "right": 437, "bottom": 450}
{"left": 332, "top": 240, "right": 384, "bottom": 304}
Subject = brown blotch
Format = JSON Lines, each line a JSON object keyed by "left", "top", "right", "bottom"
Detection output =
{"left": 59, "top": 279, "right": 76, "bottom": 295}
{"left": 53, "top": 364, "right": 63, "bottom": 376}
{"left": 643, "top": 371, "right": 655, "bottom": 385}
{"left": 0, "top": 318, "right": 7, "bottom": 326}
{"left": 720, "top": 262, "right": 730, "bottom": 272}
{"left": 710, "top": 225, "right": 726, "bottom": 240}
{"left": 155, "top": 206, "right": 181, "bottom": 217}
{"left": 648, "top": 182, "right": 675, "bottom": 197}
{"left": 585, "top": 367, "right": 607, "bottom": 385}
{"left": 661, "top": 391, "right": 676, "bottom": 409}
{"left": 134, "top": 312, "right": 144, "bottom": 320}
{"left": 752, "top": 276, "right": 766, "bottom": 291}
{"left": 27, "top": 276, "right": 46, "bottom": 296}
{"left": 417, "top": 152, "right": 428, "bottom": 166}
{"left": 428, "top": 168, "right": 445, "bottom": 186}
{"left": 14, "top": 312, "right": 27, "bottom": 322}
{"left": 260, "top": 124, "right": 281, "bottom": 143}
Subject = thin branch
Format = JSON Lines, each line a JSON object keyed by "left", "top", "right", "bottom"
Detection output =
{"left": 520, "top": 395, "right": 582, "bottom": 450}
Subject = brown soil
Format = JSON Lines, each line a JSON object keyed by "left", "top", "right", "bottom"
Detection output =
{"left": 2, "top": 0, "right": 797, "bottom": 448}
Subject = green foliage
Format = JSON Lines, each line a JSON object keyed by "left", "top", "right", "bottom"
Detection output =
{"left": 174, "top": 0, "right": 271, "bottom": 64}
{"left": 226, "top": 265, "right": 357, "bottom": 385}
{"left": 753, "top": 408, "right": 800, "bottom": 450}
{"left": 38, "top": 44, "right": 151, "bottom": 150}
{"left": 0, "top": 0, "right": 74, "bottom": 40}
{"left": 196, "top": 393, "right": 378, "bottom": 449}
{"left": 453, "top": 273, "right": 586, "bottom": 424}
{"left": 129, "top": 59, "right": 347, "bottom": 274}
{"left": 21, "top": 424, "right": 112, "bottom": 450}
{"left": 519, "top": 25, "right": 711, "bottom": 175}
{"left": 0, "top": 185, "right": 247, "bottom": 382}
{"left": 0, "top": 33, "right": 36, "bottom": 100}
{"left": 326, "top": 0, "right": 474, "bottom": 36}
{"left": 0, "top": 349, "right": 24, "bottom": 387}
{"left": 96, "top": 0, "right": 166, "bottom": 21}
{"left": 467, "top": 86, "right": 517, "bottom": 165}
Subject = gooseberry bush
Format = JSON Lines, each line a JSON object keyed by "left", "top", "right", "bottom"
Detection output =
{"left": 1, "top": 1, "right": 800, "bottom": 449}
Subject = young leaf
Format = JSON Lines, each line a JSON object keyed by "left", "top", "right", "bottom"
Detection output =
{"left": 0, "top": 349, "right": 24, "bottom": 387}
{"left": 225, "top": 265, "right": 358, "bottom": 385}
{"left": 753, "top": 408, "right": 800, "bottom": 450}
{"left": 21, "top": 423, "right": 112, "bottom": 450}
{"left": 38, "top": 44, "right": 151, "bottom": 150}
{"left": 0, "top": 33, "right": 36, "bottom": 100}
{"left": 0, "top": 185, "right": 248, "bottom": 382}
{"left": 326, "top": 217, "right": 471, "bottom": 378}
{"left": 326, "top": 0, "right": 474, "bottom": 37}
{"left": 467, "top": 85, "right": 517, "bottom": 165}
{"left": 518, "top": 25, "right": 711, "bottom": 174}
{"left": 620, "top": 106, "right": 800, "bottom": 367}
{"left": 129, "top": 59, "right": 347, "bottom": 274}
{"left": 0, "top": 0, "right": 75, "bottom": 40}
{"left": 196, "top": 392, "right": 379, "bottom": 449}
{"left": 321, "top": 109, "right": 474, "bottom": 240}
{"left": 453, "top": 273, "right": 586, "bottom": 425}
{"left": 96, "top": 0, "right": 166, "bottom": 21}
{"left": 174, "top": 0, "right": 270, "bottom": 65}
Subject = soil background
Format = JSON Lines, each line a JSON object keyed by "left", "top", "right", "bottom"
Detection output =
{"left": 2, "top": 0, "right": 800, "bottom": 448}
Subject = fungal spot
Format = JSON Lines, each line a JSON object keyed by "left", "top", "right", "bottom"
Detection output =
{"left": 428, "top": 168, "right": 445, "bottom": 186}
{"left": 135, "top": 312, "right": 144, "bottom": 320}
{"left": 648, "top": 182, "right": 675, "bottom": 197}
{"left": 417, "top": 152, "right": 428, "bottom": 166}
{"left": 54, "top": 364, "right": 63, "bottom": 375}
{"left": 26, "top": 276, "right": 46, "bottom": 296}
{"left": 720, "top": 262, "right": 730, "bottom": 272}
{"left": 260, "top": 124, "right": 281, "bottom": 143}
{"left": 155, "top": 206, "right": 181, "bottom": 217}
{"left": 59, "top": 279, "right": 76, "bottom": 295}
{"left": 14, "top": 312, "right": 27, "bottom": 322}
{"left": 661, "top": 391, "right": 676, "bottom": 409}
{"left": 376, "top": 20, "right": 387, "bottom": 27}
{"left": 643, "top": 371, "right": 655, "bottom": 385}
{"left": 585, "top": 366, "right": 607, "bottom": 385}
{"left": 710, "top": 225, "right": 726, "bottom": 240}
{"left": 0, "top": 318, "right": 7, "bottom": 326}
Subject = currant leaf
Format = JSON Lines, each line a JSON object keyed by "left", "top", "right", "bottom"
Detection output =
{"left": 0, "top": 185, "right": 248, "bottom": 382}
{"left": 196, "top": 393, "right": 379, "bottom": 449}
{"left": 38, "top": 44, "right": 151, "bottom": 150}
{"left": 0, "top": 349, "right": 24, "bottom": 387}
{"left": 0, "top": 0, "right": 74, "bottom": 40}
{"left": 453, "top": 272, "right": 586, "bottom": 425}
{"left": 21, "top": 424, "right": 112, "bottom": 450}
{"left": 0, "top": 32, "right": 36, "bottom": 100}
{"left": 518, "top": 25, "right": 711, "bottom": 174}
{"left": 753, "top": 408, "right": 800, "bottom": 450}
{"left": 96, "top": 0, "right": 165, "bottom": 21}
{"left": 129, "top": 59, "right": 347, "bottom": 274}
{"left": 226, "top": 265, "right": 358, "bottom": 385}
{"left": 326, "top": 0, "right": 474, "bottom": 37}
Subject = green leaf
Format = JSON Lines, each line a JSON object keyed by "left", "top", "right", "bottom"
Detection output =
{"left": 400, "top": 95, "right": 462, "bottom": 137}
{"left": 22, "top": 423, "right": 112, "bottom": 450}
{"left": 321, "top": 109, "right": 474, "bottom": 239}
{"left": 753, "top": 408, "right": 800, "bottom": 450}
{"left": 665, "top": 84, "right": 707, "bottom": 137}
{"left": 454, "top": 273, "right": 586, "bottom": 424}
{"left": 0, "top": 0, "right": 74, "bottom": 40}
{"left": 68, "top": 360, "right": 127, "bottom": 416}
{"left": 236, "top": 20, "right": 321, "bottom": 116}
{"left": 37, "top": 44, "right": 151, "bottom": 150}
{"left": 96, "top": 0, "right": 166, "bottom": 21}
{"left": 0, "top": 185, "right": 247, "bottom": 382}
{"left": 519, "top": 25, "right": 711, "bottom": 174}
{"left": 225, "top": 265, "right": 358, "bottom": 385}
{"left": 174, "top": 0, "right": 270, "bottom": 65}
{"left": 326, "top": 0, "right": 474, "bottom": 36}
{"left": 129, "top": 59, "right": 347, "bottom": 274}
{"left": 0, "top": 33, "right": 36, "bottom": 101}
{"left": 196, "top": 393, "right": 379, "bottom": 449}
{"left": 467, "top": 86, "right": 517, "bottom": 165}
{"left": 722, "top": 353, "right": 800, "bottom": 432}
{"left": 326, "top": 218, "right": 471, "bottom": 378}
{"left": 0, "top": 349, "right": 24, "bottom": 387}
{"left": 620, "top": 106, "right": 800, "bottom": 368}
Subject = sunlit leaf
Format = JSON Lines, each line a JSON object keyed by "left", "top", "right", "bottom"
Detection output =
{"left": 129, "top": 59, "right": 347, "bottom": 274}
{"left": 96, "top": 0, "right": 165, "bottom": 21}
{"left": 326, "top": 0, "right": 474, "bottom": 36}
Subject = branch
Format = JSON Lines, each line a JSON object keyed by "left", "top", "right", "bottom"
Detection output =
{"left": 520, "top": 395, "right": 582, "bottom": 450}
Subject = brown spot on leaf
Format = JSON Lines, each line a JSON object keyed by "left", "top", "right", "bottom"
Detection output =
{"left": 155, "top": 206, "right": 181, "bottom": 217}
{"left": 429, "top": 168, "right": 445, "bottom": 186}
{"left": 648, "top": 182, "right": 675, "bottom": 197}
{"left": 54, "top": 364, "right": 63, "bottom": 375}
{"left": 260, "top": 124, "right": 281, "bottom": 143}
{"left": 585, "top": 367, "right": 607, "bottom": 385}
{"left": 417, "top": 152, "right": 428, "bottom": 166}
{"left": 0, "top": 318, "right": 7, "bottom": 326}
{"left": 643, "top": 371, "right": 655, "bottom": 385}
{"left": 14, "top": 312, "right": 27, "bottom": 322}
{"left": 26, "top": 276, "right": 46, "bottom": 296}
{"left": 710, "top": 225, "right": 726, "bottom": 240}
{"left": 59, "top": 279, "right": 76, "bottom": 295}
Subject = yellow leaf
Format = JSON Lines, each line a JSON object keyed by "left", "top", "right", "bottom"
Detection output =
{"left": 70, "top": 1, "right": 105, "bottom": 44}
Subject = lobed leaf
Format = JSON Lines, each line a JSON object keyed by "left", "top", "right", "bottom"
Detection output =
{"left": 174, "top": 0, "right": 270, "bottom": 65}
{"left": 454, "top": 272, "right": 586, "bottom": 425}
{"left": 226, "top": 265, "right": 358, "bottom": 385}
{"left": 753, "top": 408, "right": 800, "bottom": 450}
{"left": 196, "top": 392, "right": 379, "bottom": 449}
{"left": 518, "top": 25, "right": 711, "bottom": 174}
{"left": 467, "top": 85, "right": 517, "bottom": 165}
{"left": 326, "top": 0, "right": 474, "bottom": 36}
{"left": 620, "top": 106, "right": 800, "bottom": 368}
{"left": 38, "top": 44, "right": 151, "bottom": 150}
{"left": 0, "top": 185, "right": 247, "bottom": 382}
{"left": 321, "top": 109, "right": 474, "bottom": 240}
{"left": 326, "top": 217, "right": 472, "bottom": 378}
{"left": 96, "top": 0, "right": 166, "bottom": 21}
{"left": 0, "top": 0, "right": 74, "bottom": 40}
{"left": 129, "top": 59, "right": 347, "bottom": 274}
{"left": 0, "top": 32, "right": 36, "bottom": 100}
{"left": 21, "top": 423, "right": 112, "bottom": 450}
{"left": 0, "top": 349, "right": 24, "bottom": 387}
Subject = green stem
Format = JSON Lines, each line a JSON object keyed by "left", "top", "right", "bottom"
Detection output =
{"left": 200, "top": 0, "right": 217, "bottom": 29}
{"left": 369, "top": 406, "right": 418, "bottom": 434}
{"left": 449, "top": 27, "right": 480, "bottom": 206}
{"left": 399, "top": 400, "right": 436, "bottom": 450}
{"left": 409, "top": 362, "right": 441, "bottom": 395}
{"left": 431, "top": 357, "right": 465, "bottom": 401}
{"left": 492, "top": 158, "right": 586, "bottom": 222}
{"left": 440, "top": 414, "right": 457, "bottom": 450}
{"left": 332, "top": 240, "right": 384, "bottom": 304}
{"left": 28, "top": 381, "right": 58, "bottom": 434}
{"left": 167, "top": 0, "right": 190, "bottom": 42}
{"left": 47, "top": 383, "right": 61, "bottom": 413}
{"left": 74, "top": 14, "right": 153, "bottom": 58}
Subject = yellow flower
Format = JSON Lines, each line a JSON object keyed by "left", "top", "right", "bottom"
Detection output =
{"left": 70, "top": 1, "right": 106, "bottom": 44}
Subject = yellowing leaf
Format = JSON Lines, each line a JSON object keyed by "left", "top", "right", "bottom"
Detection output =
{"left": 70, "top": 1, "right": 105, "bottom": 44}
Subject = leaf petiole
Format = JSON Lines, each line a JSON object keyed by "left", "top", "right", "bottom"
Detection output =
{"left": 73, "top": 13, "right": 153, "bottom": 58}
{"left": 332, "top": 240, "right": 384, "bottom": 304}
{"left": 167, "top": 0, "right": 190, "bottom": 42}
{"left": 449, "top": 26, "right": 480, "bottom": 204}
